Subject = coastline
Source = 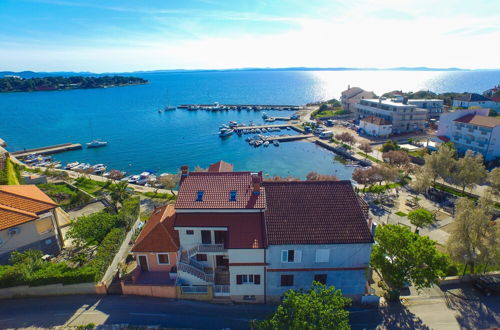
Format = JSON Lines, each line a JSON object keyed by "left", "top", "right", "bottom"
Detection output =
{"left": 0, "top": 81, "right": 148, "bottom": 94}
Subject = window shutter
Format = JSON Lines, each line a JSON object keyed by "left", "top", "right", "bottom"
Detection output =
{"left": 295, "top": 250, "right": 302, "bottom": 263}
{"left": 236, "top": 275, "right": 243, "bottom": 285}
{"left": 254, "top": 275, "right": 261, "bottom": 285}
{"left": 281, "top": 250, "right": 287, "bottom": 263}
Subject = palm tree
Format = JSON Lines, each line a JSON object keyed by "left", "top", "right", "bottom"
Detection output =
{"left": 109, "top": 181, "right": 130, "bottom": 213}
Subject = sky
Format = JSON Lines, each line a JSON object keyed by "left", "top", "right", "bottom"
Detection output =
{"left": 0, "top": 0, "right": 499, "bottom": 72}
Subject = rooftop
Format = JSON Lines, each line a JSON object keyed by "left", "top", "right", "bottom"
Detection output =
{"left": 0, "top": 185, "right": 58, "bottom": 231}
{"left": 132, "top": 204, "right": 179, "bottom": 253}
{"left": 175, "top": 171, "right": 266, "bottom": 209}
{"left": 454, "top": 93, "right": 491, "bottom": 102}
{"left": 362, "top": 98, "right": 418, "bottom": 108}
{"left": 263, "top": 180, "right": 373, "bottom": 245}
{"left": 454, "top": 114, "right": 500, "bottom": 128}
{"left": 208, "top": 160, "right": 234, "bottom": 172}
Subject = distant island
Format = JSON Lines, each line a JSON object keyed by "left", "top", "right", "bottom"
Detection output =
{"left": 0, "top": 75, "right": 148, "bottom": 93}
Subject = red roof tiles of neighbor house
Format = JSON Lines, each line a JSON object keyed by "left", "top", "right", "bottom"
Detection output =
{"left": 262, "top": 180, "right": 373, "bottom": 245}
{"left": 454, "top": 114, "right": 500, "bottom": 128}
{"left": 0, "top": 185, "right": 57, "bottom": 231}
{"left": 174, "top": 212, "right": 266, "bottom": 249}
{"left": 175, "top": 171, "right": 266, "bottom": 209}
{"left": 437, "top": 136, "right": 450, "bottom": 143}
{"left": 207, "top": 160, "right": 234, "bottom": 172}
{"left": 132, "top": 204, "right": 180, "bottom": 253}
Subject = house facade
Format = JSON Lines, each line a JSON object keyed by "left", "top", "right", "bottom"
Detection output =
{"left": 435, "top": 108, "right": 500, "bottom": 161}
{"left": 356, "top": 98, "right": 428, "bottom": 134}
{"left": 359, "top": 116, "right": 392, "bottom": 137}
{"left": 127, "top": 163, "right": 374, "bottom": 303}
{"left": 340, "top": 86, "right": 376, "bottom": 116}
{"left": 407, "top": 99, "right": 444, "bottom": 119}
{"left": 0, "top": 185, "right": 62, "bottom": 264}
{"left": 452, "top": 93, "right": 498, "bottom": 110}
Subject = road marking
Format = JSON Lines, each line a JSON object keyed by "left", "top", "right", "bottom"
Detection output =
{"left": 129, "top": 312, "right": 168, "bottom": 317}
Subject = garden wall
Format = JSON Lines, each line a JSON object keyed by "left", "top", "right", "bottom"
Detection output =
{"left": 0, "top": 282, "right": 105, "bottom": 299}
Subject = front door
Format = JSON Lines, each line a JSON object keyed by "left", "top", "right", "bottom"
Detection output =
{"left": 214, "top": 230, "right": 227, "bottom": 247}
{"left": 201, "top": 230, "right": 212, "bottom": 244}
{"left": 216, "top": 255, "right": 229, "bottom": 269}
{"left": 138, "top": 255, "right": 149, "bottom": 272}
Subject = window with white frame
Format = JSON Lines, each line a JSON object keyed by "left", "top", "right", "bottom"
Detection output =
{"left": 281, "top": 249, "right": 302, "bottom": 263}
{"left": 236, "top": 274, "right": 261, "bottom": 285}
{"left": 157, "top": 253, "right": 170, "bottom": 265}
{"left": 315, "top": 249, "right": 330, "bottom": 263}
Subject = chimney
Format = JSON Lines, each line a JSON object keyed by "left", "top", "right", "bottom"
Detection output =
{"left": 251, "top": 174, "right": 261, "bottom": 195}
{"left": 180, "top": 165, "right": 189, "bottom": 184}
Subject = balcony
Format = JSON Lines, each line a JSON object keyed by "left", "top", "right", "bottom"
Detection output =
{"left": 187, "top": 244, "right": 226, "bottom": 257}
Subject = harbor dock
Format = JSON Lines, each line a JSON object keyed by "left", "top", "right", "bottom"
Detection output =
{"left": 262, "top": 134, "right": 314, "bottom": 142}
{"left": 236, "top": 124, "right": 290, "bottom": 130}
{"left": 12, "top": 143, "right": 83, "bottom": 158}
{"left": 179, "top": 104, "right": 300, "bottom": 111}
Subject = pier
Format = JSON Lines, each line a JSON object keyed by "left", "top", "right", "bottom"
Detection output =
{"left": 236, "top": 124, "right": 290, "bottom": 130}
{"left": 178, "top": 104, "right": 300, "bottom": 111}
{"left": 12, "top": 143, "right": 83, "bottom": 158}
{"left": 262, "top": 134, "right": 314, "bottom": 142}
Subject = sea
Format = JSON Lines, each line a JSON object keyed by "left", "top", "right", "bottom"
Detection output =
{"left": 1, "top": 70, "right": 499, "bottom": 179}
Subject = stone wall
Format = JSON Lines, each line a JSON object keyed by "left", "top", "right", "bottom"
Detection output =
{"left": 0, "top": 282, "right": 103, "bottom": 299}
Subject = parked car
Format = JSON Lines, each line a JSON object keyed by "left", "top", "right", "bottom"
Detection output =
{"left": 472, "top": 275, "right": 500, "bottom": 296}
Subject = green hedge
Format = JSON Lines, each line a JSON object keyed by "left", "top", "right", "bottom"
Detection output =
{"left": 89, "top": 227, "right": 127, "bottom": 281}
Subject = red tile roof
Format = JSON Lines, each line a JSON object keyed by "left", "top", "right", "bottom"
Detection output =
{"left": 361, "top": 116, "right": 392, "bottom": 126}
{"left": 454, "top": 114, "right": 500, "bottom": 128}
{"left": 0, "top": 185, "right": 57, "bottom": 231}
{"left": 263, "top": 181, "right": 373, "bottom": 245}
{"left": 175, "top": 172, "right": 266, "bottom": 209}
{"left": 132, "top": 205, "right": 180, "bottom": 253}
{"left": 174, "top": 212, "right": 266, "bottom": 249}
{"left": 437, "top": 135, "right": 450, "bottom": 143}
{"left": 208, "top": 160, "right": 234, "bottom": 172}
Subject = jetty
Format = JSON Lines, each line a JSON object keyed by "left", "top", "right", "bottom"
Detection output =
{"left": 178, "top": 104, "right": 300, "bottom": 111}
{"left": 0, "top": 138, "right": 6, "bottom": 147}
{"left": 262, "top": 134, "right": 314, "bottom": 142}
{"left": 12, "top": 143, "right": 82, "bottom": 158}
{"left": 236, "top": 124, "right": 290, "bottom": 130}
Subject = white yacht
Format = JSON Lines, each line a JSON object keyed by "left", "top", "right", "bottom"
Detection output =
{"left": 86, "top": 140, "right": 108, "bottom": 148}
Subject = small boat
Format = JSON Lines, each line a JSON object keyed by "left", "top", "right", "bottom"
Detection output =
{"left": 219, "top": 128, "right": 234, "bottom": 137}
{"left": 91, "top": 164, "right": 107, "bottom": 174}
{"left": 164, "top": 106, "right": 176, "bottom": 111}
{"left": 273, "top": 140, "right": 280, "bottom": 147}
{"left": 261, "top": 128, "right": 267, "bottom": 133}
{"left": 158, "top": 109, "right": 163, "bottom": 113}
{"left": 128, "top": 175, "right": 140, "bottom": 184}
{"left": 263, "top": 141, "right": 270, "bottom": 147}
{"left": 86, "top": 140, "right": 108, "bottom": 148}
{"left": 254, "top": 140, "right": 263, "bottom": 147}
{"left": 65, "top": 161, "right": 79, "bottom": 170}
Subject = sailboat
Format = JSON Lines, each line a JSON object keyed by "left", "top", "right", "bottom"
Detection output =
{"left": 86, "top": 120, "right": 108, "bottom": 148}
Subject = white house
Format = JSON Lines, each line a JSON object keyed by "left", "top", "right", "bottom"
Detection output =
{"left": 359, "top": 116, "right": 392, "bottom": 137}
{"left": 435, "top": 108, "right": 500, "bottom": 161}
{"left": 407, "top": 99, "right": 444, "bottom": 118}
{"left": 452, "top": 93, "right": 497, "bottom": 110}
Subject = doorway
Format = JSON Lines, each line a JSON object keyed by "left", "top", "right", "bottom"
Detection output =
{"left": 138, "top": 255, "right": 149, "bottom": 272}
{"left": 201, "top": 230, "right": 212, "bottom": 244}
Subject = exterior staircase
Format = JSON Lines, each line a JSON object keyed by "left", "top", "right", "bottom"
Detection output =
{"left": 179, "top": 250, "right": 214, "bottom": 283}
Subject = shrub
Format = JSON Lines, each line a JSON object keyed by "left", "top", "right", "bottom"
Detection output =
{"left": 67, "top": 211, "right": 120, "bottom": 245}
{"left": 118, "top": 196, "right": 140, "bottom": 230}
{"left": 90, "top": 227, "right": 127, "bottom": 281}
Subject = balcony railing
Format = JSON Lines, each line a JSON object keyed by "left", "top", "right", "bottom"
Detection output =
{"left": 187, "top": 243, "right": 226, "bottom": 257}
{"left": 180, "top": 286, "right": 209, "bottom": 294}
{"left": 178, "top": 262, "right": 214, "bottom": 283}
{"left": 214, "top": 285, "right": 230, "bottom": 296}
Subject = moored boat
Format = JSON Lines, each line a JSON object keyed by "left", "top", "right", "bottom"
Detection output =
{"left": 86, "top": 140, "right": 108, "bottom": 148}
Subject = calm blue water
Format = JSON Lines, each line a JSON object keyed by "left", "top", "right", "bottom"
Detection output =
{"left": 1, "top": 70, "right": 499, "bottom": 179}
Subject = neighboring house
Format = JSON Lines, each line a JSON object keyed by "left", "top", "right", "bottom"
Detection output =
{"left": 434, "top": 108, "right": 500, "bottom": 161}
{"left": 0, "top": 185, "right": 62, "bottom": 264}
{"left": 340, "top": 86, "right": 376, "bottom": 116}
{"left": 207, "top": 160, "right": 234, "bottom": 172}
{"left": 359, "top": 116, "right": 392, "bottom": 137}
{"left": 262, "top": 181, "right": 373, "bottom": 303}
{"left": 356, "top": 98, "right": 428, "bottom": 134}
{"left": 126, "top": 161, "right": 374, "bottom": 303}
{"left": 452, "top": 93, "right": 497, "bottom": 110}
{"left": 407, "top": 99, "right": 444, "bottom": 119}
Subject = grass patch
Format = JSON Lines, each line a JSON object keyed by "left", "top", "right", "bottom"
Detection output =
{"left": 38, "top": 182, "right": 91, "bottom": 210}
{"left": 143, "top": 191, "right": 174, "bottom": 200}
{"left": 395, "top": 211, "right": 407, "bottom": 217}
{"left": 361, "top": 183, "right": 402, "bottom": 193}
{"left": 433, "top": 183, "right": 500, "bottom": 210}
{"left": 356, "top": 152, "right": 382, "bottom": 163}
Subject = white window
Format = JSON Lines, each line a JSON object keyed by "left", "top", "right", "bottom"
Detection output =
{"left": 315, "top": 249, "right": 330, "bottom": 263}
{"left": 281, "top": 249, "right": 302, "bottom": 263}
{"left": 157, "top": 253, "right": 170, "bottom": 265}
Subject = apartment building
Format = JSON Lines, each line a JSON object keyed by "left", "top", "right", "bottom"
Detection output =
{"left": 407, "top": 99, "right": 444, "bottom": 119}
{"left": 340, "top": 86, "right": 376, "bottom": 116}
{"left": 356, "top": 98, "right": 428, "bottom": 134}
{"left": 435, "top": 108, "right": 500, "bottom": 161}
{"left": 128, "top": 162, "right": 374, "bottom": 303}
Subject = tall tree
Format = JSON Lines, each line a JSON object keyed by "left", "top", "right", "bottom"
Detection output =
{"left": 371, "top": 225, "right": 448, "bottom": 297}
{"left": 487, "top": 167, "right": 500, "bottom": 196}
{"left": 159, "top": 173, "right": 180, "bottom": 198}
{"left": 254, "top": 282, "right": 351, "bottom": 330}
{"left": 411, "top": 167, "right": 433, "bottom": 195}
{"left": 359, "top": 143, "right": 373, "bottom": 158}
{"left": 408, "top": 208, "right": 434, "bottom": 233}
{"left": 446, "top": 196, "right": 497, "bottom": 274}
{"left": 422, "top": 144, "right": 456, "bottom": 185}
{"left": 449, "top": 150, "right": 487, "bottom": 193}
{"left": 382, "top": 150, "right": 410, "bottom": 169}
{"left": 109, "top": 181, "right": 130, "bottom": 213}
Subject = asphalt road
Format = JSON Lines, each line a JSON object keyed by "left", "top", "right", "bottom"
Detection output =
{"left": 0, "top": 295, "right": 381, "bottom": 329}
